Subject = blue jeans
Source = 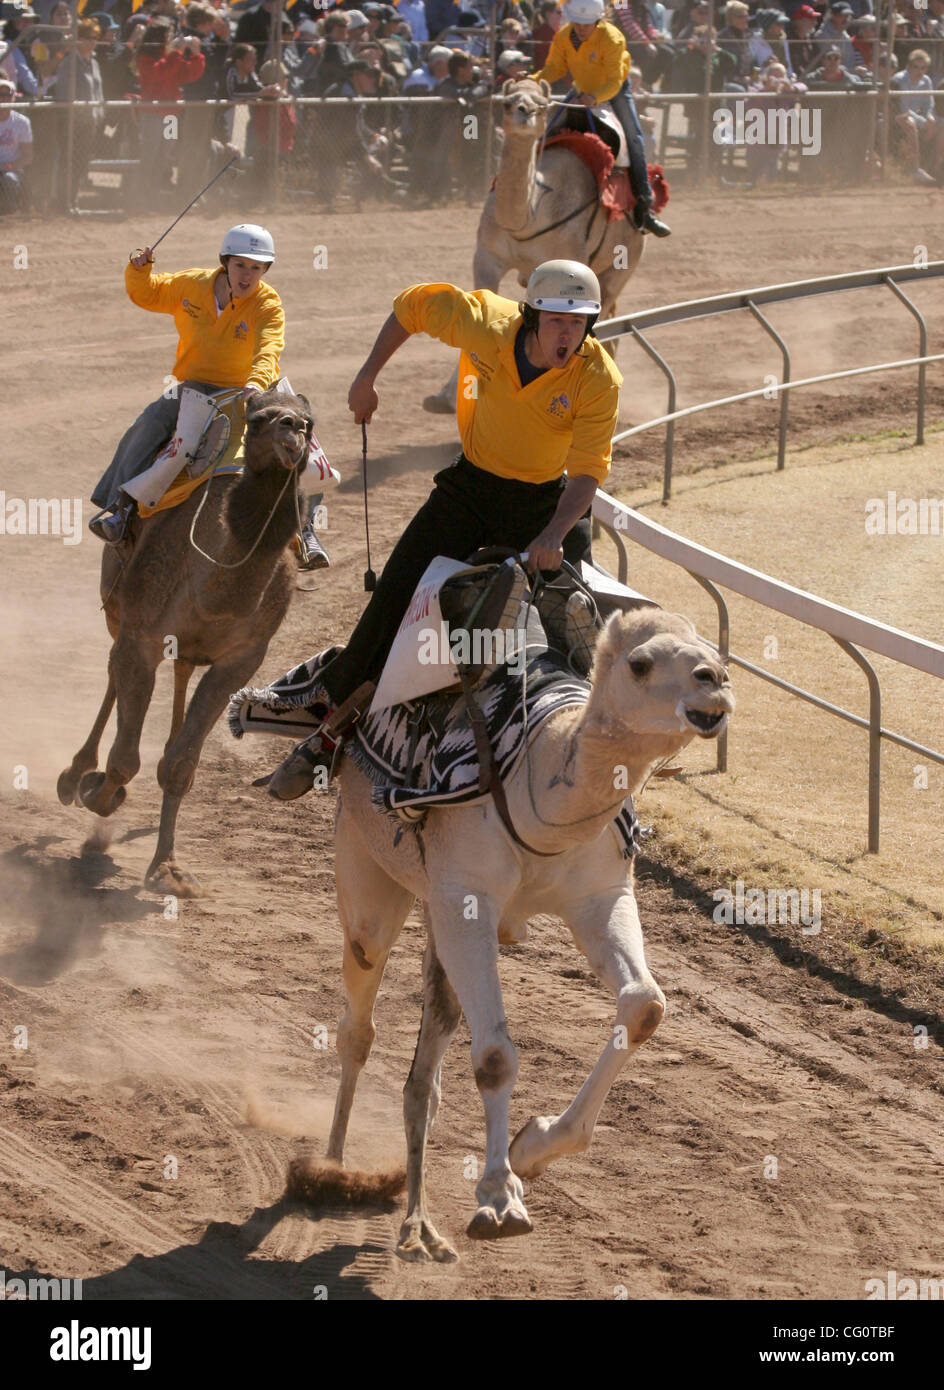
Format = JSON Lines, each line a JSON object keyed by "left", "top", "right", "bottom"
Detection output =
{"left": 91, "top": 380, "right": 219, "bottom": 510}
{"left": 548, "top": 81, "right": 653, "bottom": 206}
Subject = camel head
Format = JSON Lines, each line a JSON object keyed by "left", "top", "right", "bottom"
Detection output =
{"left": 501, "top": 77, "right": 550, "bottom": 140}
{"left": 243, "top": 387, "right": 314, "bottom": 474}
{"left": 588, "top": 608, "right": 734, "bottom": 753}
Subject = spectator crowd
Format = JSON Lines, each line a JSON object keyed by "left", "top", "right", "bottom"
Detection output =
{"left": 1, "top": 0, "right": 943, "bottom": 214}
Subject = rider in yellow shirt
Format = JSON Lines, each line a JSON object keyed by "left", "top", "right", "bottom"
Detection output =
{"left": 89, "top": 223, "right": 284, "bottom": 543}
{"left": 269, "top": 259, "right": 622, "bottom": 799}
{"left": 533, "top": 0, "right": 671, "bottom": 237}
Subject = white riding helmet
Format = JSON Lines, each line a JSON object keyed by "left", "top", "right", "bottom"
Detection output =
{"left": 561, "top": 0, "right": 605, "bottom": 24}
{"left": 525, "top": 259, "right": 602, "bottom": 315}
{"left": 220, "top": 223, "right": 275, "bottom": 264}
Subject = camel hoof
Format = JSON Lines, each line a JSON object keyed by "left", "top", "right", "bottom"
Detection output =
{"left": 466, "top": 1205, "right": 532, "bottom": 1241}
{"left": 397, "top": 1219, "right": 459, "bottom": 1264}
{"left": 509, "top": 1115, "right": 554, "bottom": 1180}
{"left": 77, "top": 771, "right": 126, "bottom": 818}
{"left": 57, "top": 768, "right": 82, "bottom": 806}
{"left": 145, "top": 861, "right": 204, "bottom": 898}
{"left": 421, "top": 394, "right": 454, "bottom": 416}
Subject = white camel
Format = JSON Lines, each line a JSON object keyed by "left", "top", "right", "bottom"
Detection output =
{"left": 321, "top": 607, "right": 734, "bottom": 1261}
{"left": 424, "top": 78, "right": 645, "bottom": 414}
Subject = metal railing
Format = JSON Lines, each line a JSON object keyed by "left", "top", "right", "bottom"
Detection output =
{"left": 591, "top": 490, "right": 944, "bottom": 854}
{"left": 596, "top": 261, "right": 944, "bottom": 502}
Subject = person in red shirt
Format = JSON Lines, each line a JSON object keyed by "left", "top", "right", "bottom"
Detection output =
{"left": 135, "top": 18, "right": 205, "bottom": 201}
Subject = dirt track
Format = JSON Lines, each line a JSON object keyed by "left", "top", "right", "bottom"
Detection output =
{"left": 2, "top": 191, "right": 943, "bottom": 1300}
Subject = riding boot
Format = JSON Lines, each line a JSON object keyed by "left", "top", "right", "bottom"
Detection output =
{"left": 631, "top": 198, "right": 672, "bottom": 238}
{"left": 88, "top": 493, "right": 137, "bottom": 544}
{"left": 295, "top": 524, "right": 331, "bottom": 571}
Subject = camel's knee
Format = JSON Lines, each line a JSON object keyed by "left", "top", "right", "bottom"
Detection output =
{"left": 337, "top": 1015, "right": 375, "bottom": 1068}
{"left": 617, "top": 984, "right": 665, "bottom": 1047}
{"left": 472, "top": 1029, "right": 517, "bottom": 1093}
{"left": 160, "top": 755, "right": 197, "bottom": 798}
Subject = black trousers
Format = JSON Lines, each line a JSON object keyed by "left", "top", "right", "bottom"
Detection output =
{"left": 321, "top": 456, "right": 592, "bottom": 705}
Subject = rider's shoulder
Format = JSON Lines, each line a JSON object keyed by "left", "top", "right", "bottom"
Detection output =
{"left": 580, "top": 337, "right": 623, "bottom": 389}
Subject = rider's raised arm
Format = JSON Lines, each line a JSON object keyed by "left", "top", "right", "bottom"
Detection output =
{"left": 391, "top": 282, "right": 497, "bottom": 356}
{"left": 247, "top": 293, "right": 285, "bottom": 392}
{"left": 124, "top": 258, "right": 189, "bottom": 314}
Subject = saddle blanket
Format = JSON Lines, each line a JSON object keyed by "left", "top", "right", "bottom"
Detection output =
{"left": 228, "top": 646, "right": 641, "bottom": 858}
{"left": 544, "top": 131, "right": 670, "bottom": 220}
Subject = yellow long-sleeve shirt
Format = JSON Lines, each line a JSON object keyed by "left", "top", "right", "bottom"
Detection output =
{"left": 124, "top": 262, "right": 284, "bottom": 391}
{"left": 533, "top": 20, "right": 629, "bottom": 104}
{"left": 393, "top": 282, "right": 621, "bottom": 486}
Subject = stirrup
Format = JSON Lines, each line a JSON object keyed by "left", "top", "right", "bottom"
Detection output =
{"left": 88, "top": 498, "right": 135, "bottom": 544}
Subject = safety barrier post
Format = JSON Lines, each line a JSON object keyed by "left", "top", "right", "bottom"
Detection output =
{"left": 833, "top": 638, "right": 882, "bottom": 853}
{"left": 883, "top": 275, "right": 928, "bottom": 446}
{"left": 629, "top": 326, "right": 677, "bottom": 504}
{"left": 746, "top": 300, "right": 791, "bottom": 471}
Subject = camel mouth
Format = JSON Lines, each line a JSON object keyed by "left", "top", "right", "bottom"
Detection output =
{"left": 683, "top": 707, "right": 728, "bottom": 738}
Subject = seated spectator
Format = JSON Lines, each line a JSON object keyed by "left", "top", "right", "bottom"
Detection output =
{"left": 747, "top": 10, "right": 800, "bottom": 80}
{"left": 531, "top": 0, "right": 561, "bottom": 71}
{"left": 495, "top": 48, "right": 529, "bottom": 84}
{"left": 891, "top": 47, "right": 944, "bottom": 183}
{"left": 612, "top": 0, "right": 675, "bottom": 89}
{"left": 0, "top": 77, "right": 32, "bottom": 212}
{"left": 850, "top": 14, "right": 878, "bottom": 72}
{"left": 403, "top": 42, "right": 453, "bottom": 90}
{"left": 717, "top": 1, "right": 755, "bottom": 87}
{"left": 789, "top": 4, "right": 822, "bottom": 79}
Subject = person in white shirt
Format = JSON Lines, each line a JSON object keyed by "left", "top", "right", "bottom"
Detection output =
{"left": 0, "top": 79, "right": 32, "bottom": 212}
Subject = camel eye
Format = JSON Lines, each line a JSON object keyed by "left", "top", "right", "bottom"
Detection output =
{"left": 629, "top": 657, "right": 652, "bottom": 678}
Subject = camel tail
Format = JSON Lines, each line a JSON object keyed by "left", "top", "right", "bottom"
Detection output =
{"left": 286, "top": 1156, "right": 406, "bottom": 1206}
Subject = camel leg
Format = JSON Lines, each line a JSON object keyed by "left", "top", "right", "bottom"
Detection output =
{"left": 157, "top": 659, "right": 195, "bottom": 789}
{"left": 326, "top": 819, "right": 414, "bottom": 1164}
{"left": 510, "top": 883, "right": 665, "bottom": 1179}
{"left": 145, "top": 652, "right": 262, "bottom": 896}
{"left": 427, "top": 886, "right": 531, "bottom": 1242}
{"left": 57, "top": 665, "right": 116, "bottom": 806}
{"left": 397, "top": 930, "right": 462, "bottom": 1263}
{"left": 78, "top": 637, "right": 160, "bottom": 818}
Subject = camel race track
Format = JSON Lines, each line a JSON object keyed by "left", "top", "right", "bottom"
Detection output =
{"left": 2, "top": 185, "right": 944, "bottom": 1334}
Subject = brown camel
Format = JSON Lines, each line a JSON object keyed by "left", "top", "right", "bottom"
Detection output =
{"left": 58, "top": 386, "right": 314, "bottom": 896}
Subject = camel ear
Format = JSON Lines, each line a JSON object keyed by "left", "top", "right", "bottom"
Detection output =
{"left": 539, "top": 79, "right": 551, "bottom": 100}
{"left": 295, "top": 392, "right": 312, "bottom": 414}
{"left": 502, "top": 78, "right": 514, "bottom": 96}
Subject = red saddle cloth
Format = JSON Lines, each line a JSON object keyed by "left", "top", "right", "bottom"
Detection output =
{"left": 543, "top": 131, "right": 669, "bottom": 221}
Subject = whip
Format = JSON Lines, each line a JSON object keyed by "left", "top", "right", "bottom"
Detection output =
{"left": 146, "top": 154, "right": 239, "bottom": 256}
{"left": 362, "top": 422, "right": 376, "bottom": 592}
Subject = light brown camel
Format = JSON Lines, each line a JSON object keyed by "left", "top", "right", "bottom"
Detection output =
{"left": 58, "top": 387, "right": 314, "bottom": 897}
{"left": 322, "top": 607, "right": 734, "bottom": 1261}
{"left": 423, "top": 77, "right": 645, "bottom": 413}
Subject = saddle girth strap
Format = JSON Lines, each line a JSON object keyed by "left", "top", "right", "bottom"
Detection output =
{"left": 458, "top": 669, "right": 563, "bottom": 859}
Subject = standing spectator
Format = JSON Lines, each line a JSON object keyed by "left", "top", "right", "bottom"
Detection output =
{"left": 814, "top": 3, "right": 858, "bottom": 73}
{"left": 136, "top": 19, "right": 205, "bottom": 199}
{"left": 671, "top": 25, "right": 737, "bottom": 176}
{"left": 1, "top": 19, "right": 39, "bottom": 95}
{"left": 743, "top": 60, "right": 807, "bottom": 182}
{"left": 805, "top": 44, "right": 869, "bottom": 182}
{"left": 250, "top": 56, "right": 296, "bottom": 194}
{"left": 0, "top": 77, "right": 32, "bottom": 212}
{"left": 927, "top": 0, "right": 944, "bottom": 88}
{"left": 179, "top": 4, "right": 229, "bottom": 188}
{"left": 51, "top": 18, "right": 105, "bottom": 210}
{"left": 717, "top": 1, "right": 755, "bottom": 87}
{"left": 611, "top": 0, "right": 674, "bottom": 89}
{"left": 747, "top": 10, "right": 798, "bottom": 80}
{"left": 30, "top": 0, "right": 72, "bottom": 95}
{"left": 531, "top": 0, "right": 561, "bottom": 69}
{"left": 850, "top": 14, "right": 877, "bottom": 70}
{"left": 427, "top": 48, "right": 488, "bottom": 198}
{"left": 891, "top": 47, "right": 944, "bottom": 183}
{"left": 789, "top": 4, "right": 821, "bottom": 79}
{"left": 235, "top": 0, "right": 280, "bottom": 64}
{"left": 397, "top": 0, "right": 429, "bottom": 43}
{"left": 425, "top": 0, "right": 462, "bottom": 41}
{"left": 223, "top": 42, "right": 279, "bottom": 144}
